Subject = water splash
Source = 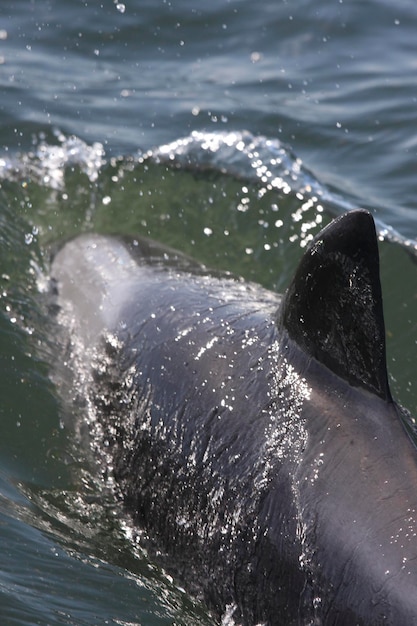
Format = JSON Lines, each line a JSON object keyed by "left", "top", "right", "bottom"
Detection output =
{"left": 1, "top": 128, "right": 416, "bottom": 254}
{"left": 141, "top": 130, "right": 417, "bottom": 255}
{"left": 0, "top": 131, "right": 105, "bottom": 190}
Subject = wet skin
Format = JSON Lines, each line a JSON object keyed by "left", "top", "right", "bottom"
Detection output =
{"left": 51, "top": 211, "right": 417, "bottom": 625}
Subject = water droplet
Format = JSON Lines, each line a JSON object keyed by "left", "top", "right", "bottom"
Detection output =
{"left": 313, "top": 596, "right": 322, "bottom": 609}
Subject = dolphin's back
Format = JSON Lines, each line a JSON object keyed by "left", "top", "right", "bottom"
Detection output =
{"left": 51, "top": 212, "right": 417, "bottom": 625}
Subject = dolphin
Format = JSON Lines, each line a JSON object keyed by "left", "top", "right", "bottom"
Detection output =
{"left": 51, "top": 210, "right": 417, "bottom": 625}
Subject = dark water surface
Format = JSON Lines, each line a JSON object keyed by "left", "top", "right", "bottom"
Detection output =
{"left": 1, "top": 0, "right": 417, "bottom": 624}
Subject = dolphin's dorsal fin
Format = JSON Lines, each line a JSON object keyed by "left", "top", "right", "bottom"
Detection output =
{"left": 279, "top": 209, "right": 391, "bottom": 402}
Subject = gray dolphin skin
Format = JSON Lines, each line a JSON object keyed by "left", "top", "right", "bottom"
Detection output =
{"left": 51, "top": 210, "right": 417, "bottom": 625}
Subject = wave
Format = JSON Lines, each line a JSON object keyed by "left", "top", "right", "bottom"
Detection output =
{"left": 1, "top": 128, "right": 416, "bottom": 255}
